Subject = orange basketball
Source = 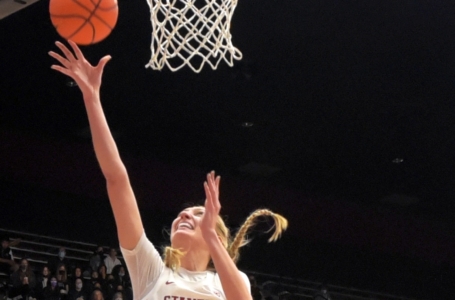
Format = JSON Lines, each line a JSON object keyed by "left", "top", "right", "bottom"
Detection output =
{"left": 49, "top": 0, "right": 118, "bottom": 45}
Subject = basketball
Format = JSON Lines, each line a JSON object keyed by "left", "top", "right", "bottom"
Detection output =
{"left": 49, "top": 0, "right": 118, "bottom": 45}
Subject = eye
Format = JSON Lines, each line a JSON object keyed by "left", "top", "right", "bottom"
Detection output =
{"left": 195, "top": 211, "right": 204, "bottom": 216}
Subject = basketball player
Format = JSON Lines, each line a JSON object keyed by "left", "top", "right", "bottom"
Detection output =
{"left": 49, "top": 40, "right": 287, "bottom": 300}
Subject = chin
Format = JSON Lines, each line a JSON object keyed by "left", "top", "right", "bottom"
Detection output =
{"left": 171, "top": 231, "right": 192, "bottom": 242}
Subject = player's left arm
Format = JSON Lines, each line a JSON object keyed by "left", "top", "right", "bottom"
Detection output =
{"left": 201, "top": 172, "right": 252, "bottom": 300}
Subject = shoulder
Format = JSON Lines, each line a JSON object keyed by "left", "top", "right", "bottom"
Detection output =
{"left": 120, "top": 232, "right": 158, "bottom": 258}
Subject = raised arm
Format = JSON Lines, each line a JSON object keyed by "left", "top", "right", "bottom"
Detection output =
{"left": 201, "top": 172, "right": 252, "bottom": 300}
{"left": 49, "top": 41, "right": 143, "bottom": 250}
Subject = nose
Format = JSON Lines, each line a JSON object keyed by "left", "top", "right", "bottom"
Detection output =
{"left": 180, "top": 211, "right": 191, "bottom": 219}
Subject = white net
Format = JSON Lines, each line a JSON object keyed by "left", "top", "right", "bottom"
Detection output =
{"left": 145, "top": 0, "right": 243, "bottom": 73}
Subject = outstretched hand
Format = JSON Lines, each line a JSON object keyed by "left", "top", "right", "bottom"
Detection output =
{"left": 49, "top": 40, "right": 111, "bottom": 95}
{"left": 201, "top": 171, "right": 221, "bottom": 237}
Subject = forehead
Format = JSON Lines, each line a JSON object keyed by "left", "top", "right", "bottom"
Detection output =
{"left": 179, "top": 206, "right": 205, "bottom": 214}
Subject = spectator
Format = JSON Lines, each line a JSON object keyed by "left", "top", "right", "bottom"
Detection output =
{"left": 70, "top": 267, "right": 84, "bottom": 290}
{"left": 93, "top": 282, "right": 102, "bottom": 291}
{"left": 111, "top": 266, "right": 129, "bottom": 289}
{"left": 49, "top": 247, "right": 70, "bottom": 275}
{"left": 103, "top": 275, "right": 116, "bottom": 300}
{"left": 73, "top": 267, "right": 83, "bottom": 280}
{"left": 90, "top": 289, "right": 104, "bottom": 300}
{"left": 97, "top": 265, "right": 107, "bottom": 284}
{"left": 84, "top": 270, "right": 99, "bottom": 293}
{"left": 68, "top": 278, "right": 88, "bottom": 300}
{"left": 0, "top": 236, "right": 16, "bottom": 276}
{"left": 89, "top": 247, "right": 105, "bottom": 273}
{"left": 56, "top": 264, "right": 69, "bottom": 300}
{"left": 43, "top": 276, "right": 61, "bottom": 300}
{"left": 35, "top": 265, "right": 51, "bottom": 300}
{"left": 103, "top": 249, "right": 121, "bottom": 275}
{"left": 113, "top": 285, "right": 131, "bottom": 300}
{"left": 11, "top": 258, "right": 36, "bottom": 299}
{"left": 111, "top": 292, "right": 123, "bottom": 300}
{"left": 313, "top": 285, "right": 332, "bottom": 300}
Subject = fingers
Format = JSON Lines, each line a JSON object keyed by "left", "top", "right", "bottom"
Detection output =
{"left": 207, "top": 171, "right": 220, "bottom": 195}
{"left": 55, "top": 41, "right": 76, "bottom": 62}
{"left": 206, "top": 171, "right": 221, "bottom": 211}
{"left": 203, "top": 181, "right": 214, "bottom": 210}
{"left": 68, "top": 40, "right": 84, "bottom": 61}
{"left": 96, "top": 55, "right": 112, "bottom": 71}
{"left": 50, "top": 65, "right": 73, "bottom": 77}
{"left": 206, "top": 172, "right": 215, "bottom": 194}
{"left": 48, "top": 51, "right": 71, "bottom": 69}
{"left": 215, "top": 175, "right": 220, "bottom": 195}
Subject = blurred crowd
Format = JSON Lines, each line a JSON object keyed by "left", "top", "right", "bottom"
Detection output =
{"left": 0, "top": 236, "right": 131, "bottom": 300}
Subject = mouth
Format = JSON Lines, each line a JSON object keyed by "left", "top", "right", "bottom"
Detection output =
{"left": 177, "top": 222, "right": 194, "bottom": 230}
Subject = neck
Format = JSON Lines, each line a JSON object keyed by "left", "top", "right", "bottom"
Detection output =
{"left": 174, "top": 244, "right": 210, "bottom": 272}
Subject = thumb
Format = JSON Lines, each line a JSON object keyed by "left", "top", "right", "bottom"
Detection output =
{"left": 96, "top": 55, "right": 112, "bottom": 70}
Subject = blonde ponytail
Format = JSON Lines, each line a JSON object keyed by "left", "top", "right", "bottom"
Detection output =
{"left": 228, "top": 209, "right": 288, "bottom": 263}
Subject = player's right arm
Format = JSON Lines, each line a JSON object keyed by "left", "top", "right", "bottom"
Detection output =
{"left": 49, "top": 41, "right": 143, "bottom": 250}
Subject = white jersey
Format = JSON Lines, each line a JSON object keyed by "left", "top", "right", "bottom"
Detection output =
{"left": 121, "top": 233, "right": 250, "bottom": 300}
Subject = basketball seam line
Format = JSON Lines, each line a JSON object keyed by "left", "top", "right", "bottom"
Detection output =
{"left": 67, "top": 0, "right": 113, "bottom": 44}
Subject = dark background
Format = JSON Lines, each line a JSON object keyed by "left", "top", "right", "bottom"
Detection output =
{"left": 1, "top": 0, "right": 455, "bottom": 299}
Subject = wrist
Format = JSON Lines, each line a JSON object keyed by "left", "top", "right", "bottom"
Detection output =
{"left": 82, "top": 88, "right": 100, "bottom": 102}
{"left": 202, "top": 229, "right": 218, "bottom": 243}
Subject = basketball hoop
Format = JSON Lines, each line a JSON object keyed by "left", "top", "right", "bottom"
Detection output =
{"left": 145, "top": 0, "right": 242, "bottom": 73}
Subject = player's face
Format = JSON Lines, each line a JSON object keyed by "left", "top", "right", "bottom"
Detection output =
{"left": 171, "top": 206, "right": 206, "bottom": 245}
